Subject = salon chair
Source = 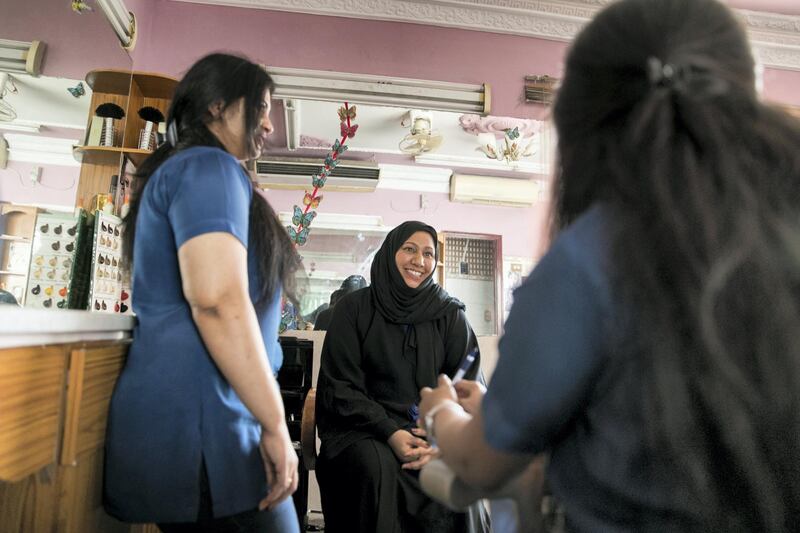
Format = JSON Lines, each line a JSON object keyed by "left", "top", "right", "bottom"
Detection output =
{"left": 300, "top": 387, "right": 318, "bottom": 471}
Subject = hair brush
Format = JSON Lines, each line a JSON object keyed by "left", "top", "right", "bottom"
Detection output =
{"left": 138, "top": 106, "right": 165, "bottom": 123}
{"left": 95, "top": 102, "right": 126, "bottom": 119}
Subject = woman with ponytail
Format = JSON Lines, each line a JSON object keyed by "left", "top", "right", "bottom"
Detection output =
{"left": 419, "top": 0, "right": 800, "bottom": 531}
{"left": 104, "top": 53, "right": 301, "bottom": 532}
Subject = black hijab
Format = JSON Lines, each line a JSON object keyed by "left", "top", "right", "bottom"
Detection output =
{"left": 371, "top": 221, "right": 463, "bottom": 324}
{"left": 370, "top": 221, "right": 465, "bottom": 388}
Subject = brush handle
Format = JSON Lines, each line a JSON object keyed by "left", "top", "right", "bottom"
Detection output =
{"left": 139, "top": 121, "right": 155, "bottom": 150}
{"left": 102, "top": 117, "right": 115, "bottom": 147}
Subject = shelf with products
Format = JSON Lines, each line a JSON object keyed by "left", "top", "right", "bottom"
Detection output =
{"left": 0, "top": 204, "right": 39, "bottom": 304}
{"left": 75, "top": 69, "right": 177, "bottom": 210}
{"left": 0, "top": 235, "right": 31, "bottom": 243}
{"left": 73, "top": 146, "right": 153, "bottom": 167}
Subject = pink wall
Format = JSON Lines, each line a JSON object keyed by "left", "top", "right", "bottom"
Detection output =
{"left": 127, "top": 0, "right": 800, "bottom": 259}
{"left": 5, "top": 0, "right": 799, "bottom": 256}
{"left": 0, "top": 162, "right": 78, "bottom": 209}
{"left": 263, "top": 188, "right": 550, "bottom": 258}
{"left": 764, "top": 69, "right": 800, "bottom": 106}
{"left": 133, "top": 0, "right": 565, "bottom": 119}
{"left": 2, "top": 0, "right": 132, "bottom": 79}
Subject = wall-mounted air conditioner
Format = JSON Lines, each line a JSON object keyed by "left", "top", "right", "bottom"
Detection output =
{"left": 450, "top": 173, "right": 544, "bottom": 208}
{"left": 255, "top": 158, "right": 381, "bottom": 192}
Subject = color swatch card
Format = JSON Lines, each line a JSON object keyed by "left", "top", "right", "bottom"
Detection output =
{"left": 24, "top": 211, "right": 87, "bottom": 310}
{"left": 88, "top": 211, "right": 130, "bottom": 314}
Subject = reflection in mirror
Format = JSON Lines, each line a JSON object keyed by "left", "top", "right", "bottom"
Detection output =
{"left": 263, "top": 97, "right": 550, "bottom": 334}
{"left": 0, "top": 0, "right": 133, "bottom": 307}
{"left": 295, "top": 230, "right": 387, "bottom": 325}
{"left": 1, "top": 0, "right": 133, "bottom": 208}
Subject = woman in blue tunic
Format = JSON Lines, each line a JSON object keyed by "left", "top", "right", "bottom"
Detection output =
{"left": 104, "top": 53, "right": 301, "bottom": 532}
{"left": 419, "top": 0, "right": 800, "bottom": 531}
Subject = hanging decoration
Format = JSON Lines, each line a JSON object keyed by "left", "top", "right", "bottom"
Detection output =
{"left": 286, "top": 102, "right": 357, "bottom": 246}
{"left": 478, "top": 126, "right": 537, "bottom": 163}
{"left": 71, "top": 0, "right": 93, "bottom": 14}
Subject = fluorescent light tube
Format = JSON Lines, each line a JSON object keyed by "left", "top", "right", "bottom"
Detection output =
{"left": 96, "top": 0, "right": 137, "bottom": 49}
{"left": 0, "top": 40, "right": 46, "bottom": 76}
{"left": 268, "top": 66, "right": 490, "bottom": 115}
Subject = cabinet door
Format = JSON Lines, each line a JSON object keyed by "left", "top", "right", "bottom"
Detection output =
{"left": 0, "top": 346, "right": 68, "bottom": 533}
{"left": 57, "top": 341, "right": 131, "bottom": 533}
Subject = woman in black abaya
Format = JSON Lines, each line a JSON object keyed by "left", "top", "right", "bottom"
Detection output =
{"left": 315, "top": 221, "right": 481, "bottom": 533}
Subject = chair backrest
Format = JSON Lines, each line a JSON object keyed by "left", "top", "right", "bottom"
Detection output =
{"left": 300, "top": 387, "right": 317, "bottom": 470}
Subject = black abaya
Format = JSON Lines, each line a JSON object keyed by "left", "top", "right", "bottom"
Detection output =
{"left": 316, "top": 222, "right": 481, "bottom": 532}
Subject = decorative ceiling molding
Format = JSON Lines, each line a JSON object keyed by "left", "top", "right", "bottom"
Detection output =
{"left": 173, "top": 0, "right": 800, "bottom": 71}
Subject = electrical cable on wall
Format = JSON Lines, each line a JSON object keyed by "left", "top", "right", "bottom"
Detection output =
{"left": 37, "top": 173, "right": 78, "bottom": 192}
{"left": 0, "top": 73, "right": 19, "bottom": 122}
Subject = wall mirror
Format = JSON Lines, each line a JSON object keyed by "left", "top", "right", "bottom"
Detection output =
{"left": 260, "top": 96, "right": 547, "bottom": 333}
{"left": 0, "top": 0, "right": 133, "bottom": 307}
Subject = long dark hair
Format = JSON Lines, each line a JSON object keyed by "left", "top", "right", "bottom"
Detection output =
{"left": 122, "top": 53, "right": 299, "bottom": 307}
{"left": 552, "top": 0, "right": 800, "bottom": 529}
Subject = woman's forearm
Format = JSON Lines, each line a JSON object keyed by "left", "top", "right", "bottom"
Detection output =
{"left": 435, "top": 407, "right": 530, "bottom": 492}
{"left": 191, "top": 294, "right": 286, "bottom": 434}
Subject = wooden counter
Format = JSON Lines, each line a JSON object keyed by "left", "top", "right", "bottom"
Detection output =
{"left": 0, "top": 310, "right": 156, "bottom": 533}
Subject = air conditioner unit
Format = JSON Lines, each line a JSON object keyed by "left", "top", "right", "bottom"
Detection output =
{"left": 450, "top": 173, "right": 542, "bottom": 208}
{"left": 255, "top": 158, "right": 381, "bottom": 192}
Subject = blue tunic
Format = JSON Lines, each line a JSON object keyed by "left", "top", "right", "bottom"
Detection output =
{"left": 104, "top": 146, "right": 284, "bottom": 523}
{"left": 483, "top": 204, "right": 686, "bottom": 532}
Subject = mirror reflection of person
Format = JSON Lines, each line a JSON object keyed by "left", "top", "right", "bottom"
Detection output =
{"left": 419, "top": 0, "right": 800, "bottom": 531}
{"left": 0, "top": 288, "right": 20, "bottom": 305}
{"left": 314, "top": 275, "right": 367, "bottom": 331}
{"left": 104, "top": 54, "right": 300, "bottom": 533}
{"left": 315, "top": 221, "right": 483, "bottom": 533}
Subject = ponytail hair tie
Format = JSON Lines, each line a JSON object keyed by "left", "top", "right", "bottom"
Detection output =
{"left": 647, "top": 57, "right": 676, "bottom": 88}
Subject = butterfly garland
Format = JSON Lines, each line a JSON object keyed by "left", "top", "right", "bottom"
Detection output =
{"left": 286, "top": 102, "right": 358, "bottom": 246}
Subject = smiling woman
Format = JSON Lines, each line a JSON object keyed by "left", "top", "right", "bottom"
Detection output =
{"left": 394, "top": 230, "right": 436, "bottom": 289}
{"left": 314, "top": 220, "right": 486, "bottom": 533}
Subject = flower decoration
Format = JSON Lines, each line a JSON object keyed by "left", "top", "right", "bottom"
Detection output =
{"left": 286, "top": 103, "right": 357, "bottom": 246}
{"left": 478, "top": 127, "right": 536, "bottom": 163}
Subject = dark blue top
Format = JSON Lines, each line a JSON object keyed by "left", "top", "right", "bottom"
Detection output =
{"left": 104, "top": 146, "right": 284, "bottom": 523}
{"left": 483, "top": 205, "right": 685, "bottom": 532}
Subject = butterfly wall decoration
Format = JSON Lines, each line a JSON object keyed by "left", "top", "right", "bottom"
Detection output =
{"left": 67, "top": 82, "right": 85, "bottom": 98}
{"left": 303, "top": 192, "right": 322, "bottom": 208}
{"left": 286, "top": 103, "right": 358, "bottom": 246}
{"left": 71, "top": 0, "right": 93, "bottom": 13}
{"left": 292, "top": 205, "right": 317, "bottom": 229}
{"left": 288, "top": 226, "right": 310, "bottom": 246}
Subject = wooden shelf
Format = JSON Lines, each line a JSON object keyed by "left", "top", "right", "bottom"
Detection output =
{"left": 124, "top": 148, "right": 154, "bottom": 167}
{"left": 132, "top": 72, "right": 179, "bottom": 99}
{"left": 77, "top": 70, "right": 177, "bottom": 209}
{"left": 0, "top": 271, "right": 26, "bottom": 276}
{"left": 85, "top": 69, "right": 132, "bottom": 95}
{"left": 73, "top": 146, "right": 125, "bottom": 166}
{"left": 0, "top": 235, "right": 31, "bottom": 243}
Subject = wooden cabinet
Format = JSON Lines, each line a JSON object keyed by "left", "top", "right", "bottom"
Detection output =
{"left": 0, "top": 339, "right": 158, "bottom": 533}
{"left": 74, "top": 70, "right": 178, "bottom": 209}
